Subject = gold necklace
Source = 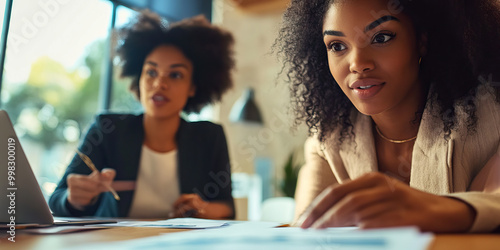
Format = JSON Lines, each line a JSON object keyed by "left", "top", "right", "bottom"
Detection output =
{"left": 375, "top": 126, "right": 417, "bottom": 144}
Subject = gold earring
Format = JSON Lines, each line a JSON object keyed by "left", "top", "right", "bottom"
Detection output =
{"left": 419, "top": 57, "right": 422, "bottom": 65}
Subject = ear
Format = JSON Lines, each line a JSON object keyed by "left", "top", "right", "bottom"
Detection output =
{"left": 418, "top": 32, "right": 428, "bottom": 57}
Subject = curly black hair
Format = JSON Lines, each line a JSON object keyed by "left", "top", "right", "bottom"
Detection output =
{"left": 275, "top": 0, "right": 500, "bottom": 142}
{"left": 116, "top": 12, "right": 235, "bottom": 113}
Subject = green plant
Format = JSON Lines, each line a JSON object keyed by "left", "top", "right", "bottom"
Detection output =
{"left": 280, "top": 151, "right": 301, "bottom": 198}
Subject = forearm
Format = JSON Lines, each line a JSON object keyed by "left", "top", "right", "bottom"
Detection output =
{"left": 427, "top": 196, "right": 476, "bottom": 233}
{"left": 49, "top": 189, "right": 73, "bottom": 216}
{"left": 202, "top": 201, "right": 234, "bottom": 219}
{"left": 446, "top": 192, "right": 500, "bottom": 232}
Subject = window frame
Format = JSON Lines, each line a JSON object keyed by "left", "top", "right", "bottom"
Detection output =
{"left": 0, "top": 0, "right": 13, "bottom": 104}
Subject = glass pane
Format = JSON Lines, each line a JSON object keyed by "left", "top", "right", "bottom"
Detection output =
{"left": 0, "top": 0, "right": 6, "bottom": 41}
{"left": 0, "top": 0, "right": 6, "bottom": 87}
{"left": 109, "top": 5, "right": 142, "bottom": 113}
{"left": 185, "top": 106, "right": 214, "bottom": 122}
{"left": 1, "top": 0, "right": 112, "bottom": 200}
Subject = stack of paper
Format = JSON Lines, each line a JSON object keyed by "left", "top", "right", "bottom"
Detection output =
{"left": 70, "top": 218, "right": 433, "bottom": 250}
{"left": 97, "top": 218, "right": 230, "bottom": 229}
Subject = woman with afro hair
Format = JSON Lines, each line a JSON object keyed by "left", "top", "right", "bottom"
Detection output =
{"left": 50, "top": 12, "right": 236, "bottom": 219}
{"left": 275, "top": 0, "right": 500, "bottom": 232}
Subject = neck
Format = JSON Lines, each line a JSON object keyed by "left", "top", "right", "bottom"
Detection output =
{"left": 372, "top": 111, "right": 420, "bottom": 142}
{"left": 371, "top": 84, "right": 425, "bottom": 141}
{"left": 143, "top": 114, "right": 180, "bottom": 152}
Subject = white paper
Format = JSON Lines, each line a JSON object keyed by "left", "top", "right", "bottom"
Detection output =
{"left": 98, "top": 218, "right": 229, "bottom": 229}
{"left": 69, "top": 223, "right": 433, "bottom": 250}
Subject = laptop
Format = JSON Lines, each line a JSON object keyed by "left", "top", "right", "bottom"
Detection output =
{"left": 0, "top": 110, "right": 116, "bottom": 228}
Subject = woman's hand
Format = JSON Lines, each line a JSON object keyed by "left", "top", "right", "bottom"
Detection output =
{"left": 296, "top": 172, "right": 476, "bottom": 233}
{"left": 66, "top": 168, "right": 116, "bottom": 210}
{"left": 172, "top": 194, "right": 233, "bottom": 219}
{"left": 172, "top": 194, "right": 208, "bottom": 218}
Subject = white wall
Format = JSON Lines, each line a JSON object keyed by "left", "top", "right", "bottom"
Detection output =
{"left": 213, "top": 0, "right": 309, "bottom": 219}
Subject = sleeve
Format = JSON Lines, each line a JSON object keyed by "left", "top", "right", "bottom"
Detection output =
{"left": 48, "top": 116, "right": 109, "bottom": 217}
{"left": 294, "top": 137, "right": 338, "bottom": 220}
{"left": 446, "top": 143, "right": 500, "bottom": 232}
{"left": 211, "top": 125, "right": 235, "bottom": 218}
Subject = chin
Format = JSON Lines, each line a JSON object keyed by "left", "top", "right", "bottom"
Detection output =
{"left": 353, "top": 104, "right": 385, "bottom": 116}
{"left": 145, "top": 110, "right": 163, "bottom": 118}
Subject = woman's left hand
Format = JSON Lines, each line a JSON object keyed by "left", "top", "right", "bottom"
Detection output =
{"left": 296, "top": 172, "right": 476, "bottom": 233}
{"left": 172, "top": 194, "right": 208, "bottom": 218}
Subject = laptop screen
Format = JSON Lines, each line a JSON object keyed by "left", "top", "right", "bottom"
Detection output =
{"left": 0, "top": 110, "right": 54, "bottom": 225}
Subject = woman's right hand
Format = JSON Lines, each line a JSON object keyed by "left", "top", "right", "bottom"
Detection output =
{"left": 66, "top": 168, "right": 116, "bottom": 210}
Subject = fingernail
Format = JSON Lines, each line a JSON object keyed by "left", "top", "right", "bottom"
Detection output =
{"left": 304, "top": 214, "right": 318, "bottom": 227}
{"left": 310, "top": 219, "right": 326, "bottom": 229}
{"left": 298, "top": 218, "right": 309, "bottom": 229}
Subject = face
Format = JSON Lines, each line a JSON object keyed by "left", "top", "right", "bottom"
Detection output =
{"left": 139, "top": 45, "right": 195, "bottom": 120}
{"left": 323, "top": 0, "right": 424, "bottom": 116}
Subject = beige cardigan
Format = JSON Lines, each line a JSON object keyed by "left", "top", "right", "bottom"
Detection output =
{"left": 295, "top": 84, "right": 500, "bottom": 232}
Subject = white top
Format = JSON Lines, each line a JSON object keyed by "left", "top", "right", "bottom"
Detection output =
{"left": 128, "top": 145, "right": 180, "bottom": 218}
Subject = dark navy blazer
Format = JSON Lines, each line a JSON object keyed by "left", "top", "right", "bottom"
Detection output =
{"left": 49, "top": 114, "right": 234, "bottom": 218}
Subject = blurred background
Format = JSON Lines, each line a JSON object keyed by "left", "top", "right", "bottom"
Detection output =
{"left": 0, "top": 0, "right": 308, "bottom": 222}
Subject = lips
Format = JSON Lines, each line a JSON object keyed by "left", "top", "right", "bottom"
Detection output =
{"left": 349, "top": 79, "right": 385, "bottom": 100}
{"left": 151, "top": 93, "right": 170, "bottom": 106}
{"left": 350, "top": 79, "right": 384, "bottom": 89}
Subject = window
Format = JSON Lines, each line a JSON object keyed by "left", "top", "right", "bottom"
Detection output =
{"left": 0, "top": 0, "right": 6, "bottom": 37}
{"left": 109, "top": 5, "right": 142, "bottom": 114}
{"left": 1, "top": 0, "right": 112, "bottom": 199}
{"left": 185, "top": 106, "right": 215, "bottom": 122}
{"left": 0, "top": 1, "right": 215, "bottom": 201}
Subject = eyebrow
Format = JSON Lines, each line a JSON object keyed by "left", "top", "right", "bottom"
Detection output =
{"left": 364, "top": 15, "right": 400, "bottom": 32}
{"left": 323, "top": 15, "right": 400, "bottom": 37}
{"left": 323, "top": 30, "right": 345, "bottom": 37}
{"left": 145, "top": 61, "right": 190, "bottom": 69}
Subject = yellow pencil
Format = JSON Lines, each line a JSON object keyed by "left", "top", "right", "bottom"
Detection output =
{"left": 76, "top": 150, "right": 120, "bottom": 200}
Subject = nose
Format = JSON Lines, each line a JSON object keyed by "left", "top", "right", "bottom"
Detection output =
{"left": 349, "top": 48, "right": 375, "bottom": 74}
{"left": 152, "top": 76, "right": 169, "bottom": 89}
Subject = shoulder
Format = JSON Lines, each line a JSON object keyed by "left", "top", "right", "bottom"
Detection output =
{"left": 304, "top": 136, "right": 326, "bottom": 158}
{"left": 94, "top": 113, "right": 143, "bottom": 127}
{"left": 180, "top": 119, "right": 224, "bottom": 135}
{"left": 475, "top": 84, "right": 500, "bottom": 111}
{"left": 321, "top": 110, "right": 367, "bottom": 150}
{"left": 177, "top": 120, "right": 228, "bottom": 153}
{"left": 447, "top": 84, "right": 500, "bottom": 190}
{"left": 472, "top": 84, "right": 500, "bottom": 134}
{"left": 95, "top": 113, "right": 142, "bottom": 123}
{"left": 423, "top": 83, "right": 500, "bottom": 127}
{"left": 462, "top": 84, "right": 500, "bottom": 129}
{"left": 89, "top": 113, "right": 143, "bottom": 135}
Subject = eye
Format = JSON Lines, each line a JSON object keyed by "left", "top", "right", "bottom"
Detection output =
{"left": 372, "top": 32, "right": 396, "bottom": 44}
{"left": 146, "top": 69, "right": 158, "bottom": 78}
{"left": 169, "top": 71, "right": 183, "bottom": 79}
{"left": 327, "top": 42, "right": 347, "bottom": 52}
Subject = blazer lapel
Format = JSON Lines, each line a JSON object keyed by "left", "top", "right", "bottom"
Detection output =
{"left": 410, "top": 109, "right": 452, "bottom": 194}
{"left": 322, "top": 110, "right": 453, "bottom": 194}
{"left": 334, "top": 113, "right": 378, "bottom": 181}
{"left": 121, "top": 115, "right": 145, "bottom": 180}
{"left": 119, "top": 114, "right": 145, "bottom": 216}
{"left": 176, "top": 119, "right": 191, "bottom": 194}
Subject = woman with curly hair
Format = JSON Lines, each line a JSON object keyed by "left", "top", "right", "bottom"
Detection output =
{"left": 49, "top": 13, "right": 236, "bottom": 219}
{"left": 276, "top": 0, "right": 500, "bottom": 232}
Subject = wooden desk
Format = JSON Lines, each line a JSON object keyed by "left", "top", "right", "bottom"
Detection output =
{"left": 1, "top": 227, "right": 499, "bottom": 250}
